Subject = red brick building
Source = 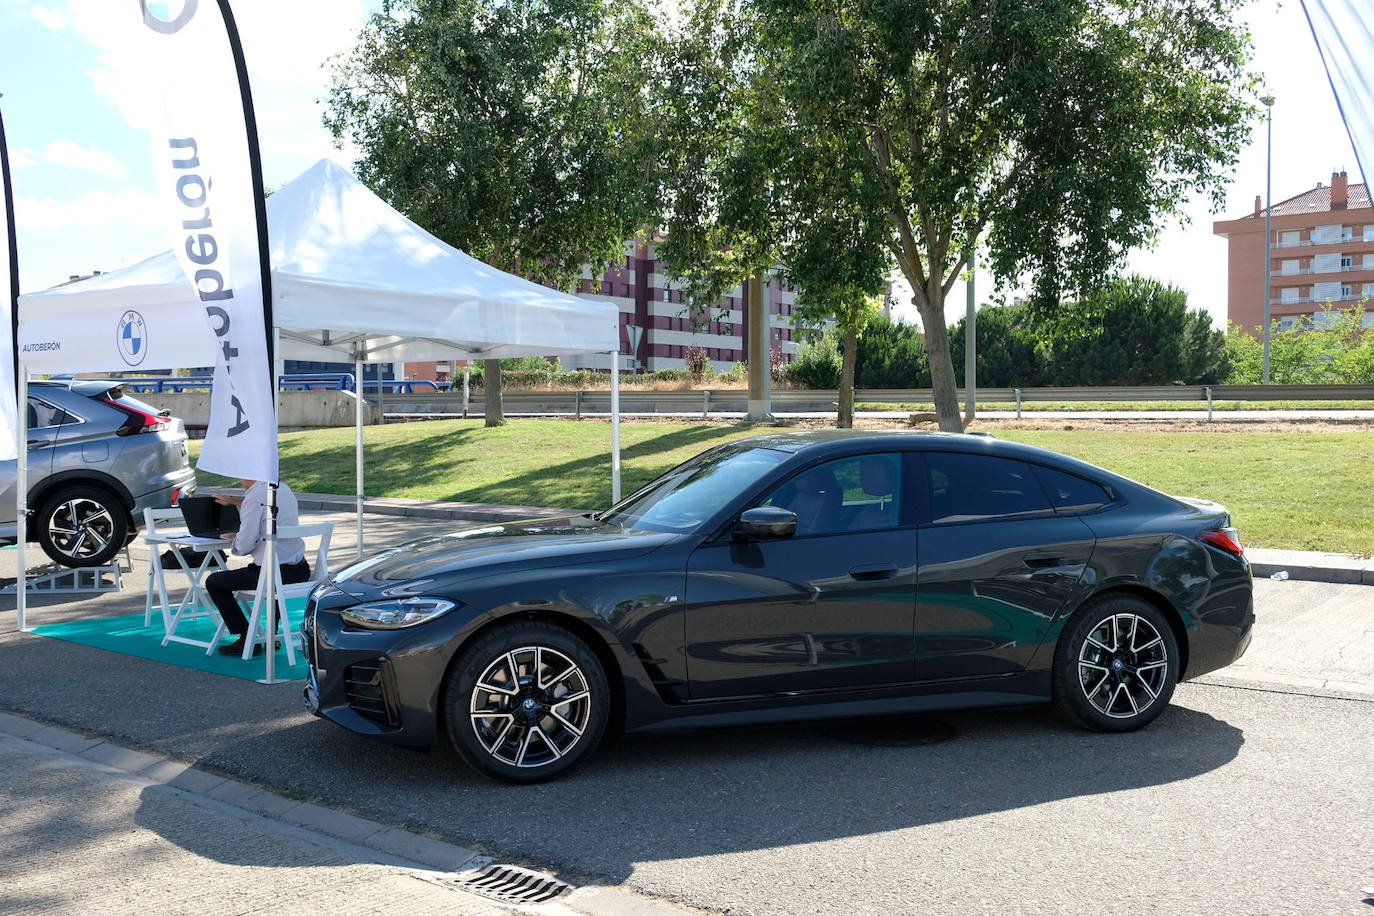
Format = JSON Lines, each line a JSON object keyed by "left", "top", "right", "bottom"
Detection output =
{"left": 1214, "top": 170, "right": 1374, "bottom": 333}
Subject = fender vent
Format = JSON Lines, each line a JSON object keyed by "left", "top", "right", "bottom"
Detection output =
{"left": 453, "top": 864, "right": 575, "bottom": 905}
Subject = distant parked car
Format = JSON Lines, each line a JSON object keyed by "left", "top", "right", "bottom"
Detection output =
{"left": 303, "top": 430, "right": 1254, "bottom": 783}
{"left": 0, "top": 380, "right": 196, "bottom": 567}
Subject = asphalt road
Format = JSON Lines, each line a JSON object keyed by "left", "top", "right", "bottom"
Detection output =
{"left": 2, "top": 522, "right": 1372, "bottom": 915}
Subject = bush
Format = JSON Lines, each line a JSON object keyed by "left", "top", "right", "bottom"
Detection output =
{"left": 1225, "top": 305, "right": 1374, "bottom": 384}
{"left": 789, "top": 328, "right": 843, "bottom": 388}
{"left": 683, "top": 345, "right": 710, "bottom": 383}
{"left": 854, "top": 314, "right": 929, "bottom": 388}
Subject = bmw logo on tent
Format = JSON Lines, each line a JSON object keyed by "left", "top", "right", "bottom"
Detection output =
{"left": 118, "top": 310, "right": 149, "bottom": 366}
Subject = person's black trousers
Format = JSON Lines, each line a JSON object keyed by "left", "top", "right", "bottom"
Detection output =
{"left": 205, "top": 560, "right": 311, "bottom": 636}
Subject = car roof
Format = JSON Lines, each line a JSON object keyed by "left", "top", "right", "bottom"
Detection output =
{"left": 735, "top": 428, "right": 1127, "bottom": 485}
{"left": 31, "top": 379, "right": 120, "bottom": 398}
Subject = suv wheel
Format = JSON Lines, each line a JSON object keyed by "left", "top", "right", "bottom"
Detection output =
{"left": 35, "top": 485, "right": 129, "bottom": 568}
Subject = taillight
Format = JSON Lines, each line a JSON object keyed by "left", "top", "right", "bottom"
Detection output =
{"left": 171, "top": 488, "right": 181, "bottom": 506}
{"left": 1199, "top": 527, "right": 1244, "bottom": 556}
{"left": 107, "top": 400, "right": 172, "bottom": 436}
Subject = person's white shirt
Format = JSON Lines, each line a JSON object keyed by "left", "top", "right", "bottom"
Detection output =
{"left": 231, "top": 481, "right": 306, "bottom": 566}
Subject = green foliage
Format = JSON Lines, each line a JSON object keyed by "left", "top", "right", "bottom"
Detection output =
{"left": 948, "top": 306, "right": 1047, "bottom": 388}
{"left": 739, "top": 0, "right": 1257, "bottom": 428}
{"left": 788, "top": 328, "right": 844, "bottom": 389}
{"left": 854, "top": 314, "right": 929, "bottom": 388}
{"left": 1225, "top": 306, "right": 1374, "bottom": 384}
{"left": 1045, "top": 276, "right": 1229, "bottom": 385}
{"left": 325, "top": 0, "right": 660, "bottom": 289}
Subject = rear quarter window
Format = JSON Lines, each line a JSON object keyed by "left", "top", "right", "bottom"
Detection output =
{"left": 1031, "top": 465, "right": 1113, "bottom": 514}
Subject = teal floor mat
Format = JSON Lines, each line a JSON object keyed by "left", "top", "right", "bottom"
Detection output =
{"left": 32, "top": 600, "right": 310, "bottom": 682}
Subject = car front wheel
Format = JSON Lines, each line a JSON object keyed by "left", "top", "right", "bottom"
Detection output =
{"left": 443, "top": 620, "right": 609, "bottom": 783}
{"left": 1053, "top": 594, "right": 1179, "bottom": 732}
{"left": 35, "top": 485, "right": 129, "bottom": 568}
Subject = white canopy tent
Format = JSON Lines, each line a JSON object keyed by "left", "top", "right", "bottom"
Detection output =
{"left": 15, "top": 159, "right": 624, "bottom": 629}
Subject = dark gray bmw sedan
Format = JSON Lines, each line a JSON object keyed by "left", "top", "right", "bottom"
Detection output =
{"left": 303, "top": 431, "right": 1253, "bottom": 783}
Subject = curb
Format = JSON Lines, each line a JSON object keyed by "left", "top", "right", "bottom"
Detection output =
{"left": 1244, "top": 547, "right": 1374, "bottom": 586}
{"left": 0, "top": 709, "right": 694, "bottom": 916}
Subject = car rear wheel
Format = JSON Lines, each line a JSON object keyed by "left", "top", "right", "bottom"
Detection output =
{"left": 443, "top": 620, "right": 609, "bottom": 783}
{"left": 35, "top": 485, "right": 128, "bottom": 568}
{"left": 1053, "top": 594, "right": 1178, "bottom": 732}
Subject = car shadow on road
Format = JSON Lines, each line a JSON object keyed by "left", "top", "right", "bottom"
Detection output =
{"left": 150, "top": 698, "right": 1242, "bottom": 888}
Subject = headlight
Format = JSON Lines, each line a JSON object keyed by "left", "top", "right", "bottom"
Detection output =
{"left": 339, "top": 597, "right": 460, "bottom": 630}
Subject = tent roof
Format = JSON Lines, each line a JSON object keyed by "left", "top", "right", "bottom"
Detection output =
{"left": 20, "top": 159, "right": 618, "bottom": 368}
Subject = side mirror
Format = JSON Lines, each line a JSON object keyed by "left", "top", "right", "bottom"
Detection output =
{"left": 734, "top": 506, "right": 797, "bottom": 541}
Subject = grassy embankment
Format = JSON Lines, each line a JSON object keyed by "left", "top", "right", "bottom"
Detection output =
{"left": 192, "top": 419, "right": 1374, "bottom": 555}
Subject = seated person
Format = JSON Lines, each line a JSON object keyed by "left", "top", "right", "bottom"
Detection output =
{"left": 205, "top": 479, "right": 310, "bottom": 657}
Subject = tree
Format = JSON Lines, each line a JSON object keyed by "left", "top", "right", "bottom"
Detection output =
{"left": 1225, "top": 305, "right": 1374, "bottom": 384}
{"left": 1045, "top": 277, "right": 1229, "bottom": 385}
{"left": 947, "top": 306, "right": 1045, "bottom": 388}
{"left": 326, "top": 0, "right": 661, "bottom": 426}
{"left": 750, "top": 0, "right": 1256, "bottom": 430}
{"left": 656, "top": 0, "right": 892, "bottom": 425}
{"left": 854, "top": 313, "right": 929, "bottom": 389}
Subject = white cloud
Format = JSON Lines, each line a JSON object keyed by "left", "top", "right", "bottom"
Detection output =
{"left": 14, "top": 188, "right": 161, "bottom": 231}
{"left": 38, "top": 139, "right": 126, "bottom": 178}
{"left": 60, "top": 0, "right": 369, "bottom": 184}
{"left": 8, "top": 147, "right": 38, "bottom": 169}
{"left": 31, "top": 6, "right": 64, "bottom": 29}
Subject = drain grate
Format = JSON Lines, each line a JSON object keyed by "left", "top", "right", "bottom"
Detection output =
{"left": 453, "top": 863, "right": 576, "bottom": 905}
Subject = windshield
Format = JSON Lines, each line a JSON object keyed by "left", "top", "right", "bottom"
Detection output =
{"left": 600, "top": 443, "right": 789, "bottom": 533}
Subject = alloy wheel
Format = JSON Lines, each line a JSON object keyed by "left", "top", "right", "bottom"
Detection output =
{"left": 469, "top": 646, "right": 593, "bottom": 768}
{"left": 47, "top": 498, "right": 116, "bottom": 562}
{"left": 1076, "top": 613, "right": 1170, "bottom": 719}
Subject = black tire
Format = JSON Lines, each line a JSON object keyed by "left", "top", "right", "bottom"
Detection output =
{"left": 1052, "top": 593, "right": 1179, "bottom": 732}
{"left": 35, "top": 485, "right": 129, "bottom": 568}
{"left": 443, "top": 620, "right": 609, "bottom": 783}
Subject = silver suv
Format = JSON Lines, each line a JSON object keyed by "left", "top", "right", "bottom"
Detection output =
{"left": 1, "top": 380, "right": 196, "bottom": 567}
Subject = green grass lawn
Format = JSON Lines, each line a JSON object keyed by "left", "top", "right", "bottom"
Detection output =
{"left": 856, "top": 400, "right": 1374, "bottom": 412}
{"left": 193, "top": 419, "right": 1374, "bottom": 555}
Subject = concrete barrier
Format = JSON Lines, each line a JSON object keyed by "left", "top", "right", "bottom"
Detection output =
{"left": 139, "top": 390, "right": 380, "bottom": 431}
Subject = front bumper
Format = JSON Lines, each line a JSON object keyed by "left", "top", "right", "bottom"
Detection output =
{"left": 302, "top": 593, "right": 471, "bottom": 747}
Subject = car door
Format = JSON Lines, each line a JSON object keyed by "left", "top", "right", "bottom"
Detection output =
{"left": 914, "top": 452, "right": 1096, "bottom": 681}
{"left": 684, "top": 452, "right": 919, "bottom": 700}
{"left": 1, "top": 397, "right": 61, "bottom": 532}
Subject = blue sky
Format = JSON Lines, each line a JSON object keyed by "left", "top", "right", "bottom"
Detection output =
{"left": 0, "top": 0, "right": 1358, "bottom": 329}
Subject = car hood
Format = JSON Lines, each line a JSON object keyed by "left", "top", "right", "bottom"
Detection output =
{"left": 330, "top": 514, "right": 676, "bottom": 594}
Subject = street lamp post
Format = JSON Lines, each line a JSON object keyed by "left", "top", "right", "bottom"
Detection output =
{"left": 1261, "top": 94, "right": 1275, "bottom": 384}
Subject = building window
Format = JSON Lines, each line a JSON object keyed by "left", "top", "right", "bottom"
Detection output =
{"left": 1342, "top": 285, "right": 1353, "bottom": 298}
{"left": 1341, "top": 256, "right": 1353, "bottom": 269}
{"left": 663, "top": 289, "right": 670, "bottom": 302}
{"left": 1364, "top": 226, "right": 1374, "bottom": 242}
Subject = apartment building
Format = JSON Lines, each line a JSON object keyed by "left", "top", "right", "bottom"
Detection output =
{"left": 1213, "top": 170, "right": 1374, "bottom": 333}
{"left": 562, "top": 238, "right": 803, "bottom": 373}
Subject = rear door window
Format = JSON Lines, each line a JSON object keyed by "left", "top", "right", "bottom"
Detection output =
{"left": 925, "top": 452, "right": 1053, "bottom": 523}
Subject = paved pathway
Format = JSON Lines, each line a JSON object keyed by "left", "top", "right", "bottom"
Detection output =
{"left": 0, "top": 734, "right": 508, "bottom": 916}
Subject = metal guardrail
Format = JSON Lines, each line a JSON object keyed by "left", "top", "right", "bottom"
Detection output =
{"left": 376, "top": 383, "right": 1374, "bottom": 420}
{"left": 115, "top": 374, "right": 453, "bottom": 394}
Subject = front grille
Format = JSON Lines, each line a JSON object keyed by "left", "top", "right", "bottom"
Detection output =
{"left": 344, "top": 659, "right": 400, "bottom": 728}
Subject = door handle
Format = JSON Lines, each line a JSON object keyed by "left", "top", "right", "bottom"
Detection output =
{"left": 849, "top": 563, "right": 898, "bottom": 581}
{"left": 1023, "top": 555, "right": 1066, "bottom": 569}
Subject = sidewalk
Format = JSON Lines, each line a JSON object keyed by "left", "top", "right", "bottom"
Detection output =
{"left": 0, "top": 711, "right": 685, "bottom": 916}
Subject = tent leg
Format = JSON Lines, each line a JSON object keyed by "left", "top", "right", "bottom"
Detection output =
{"left": 15, "top": 368, "right": 27, "bottom": 632}
{"left": 610, "top": 350, "right": 621, "bottom": 503}
{"left": 355, "top": 350, "right": 365, "bottom": 560}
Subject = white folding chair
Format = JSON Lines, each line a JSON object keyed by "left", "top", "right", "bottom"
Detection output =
{"left": 142, "top": 507, "right": 228, "bottom": 646}
{"left": 225, "top": 522, "right": 333, "bottom": 663}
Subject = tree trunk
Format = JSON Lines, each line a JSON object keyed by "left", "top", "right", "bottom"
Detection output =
{"left": 914, "top": 288, "right": 964, "bottom": 432}
{"left": 483, "top": 359, "right": 506, "bottom": 427}
{"left": 838, "top": 326, "right": 857, "bottom": 429}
